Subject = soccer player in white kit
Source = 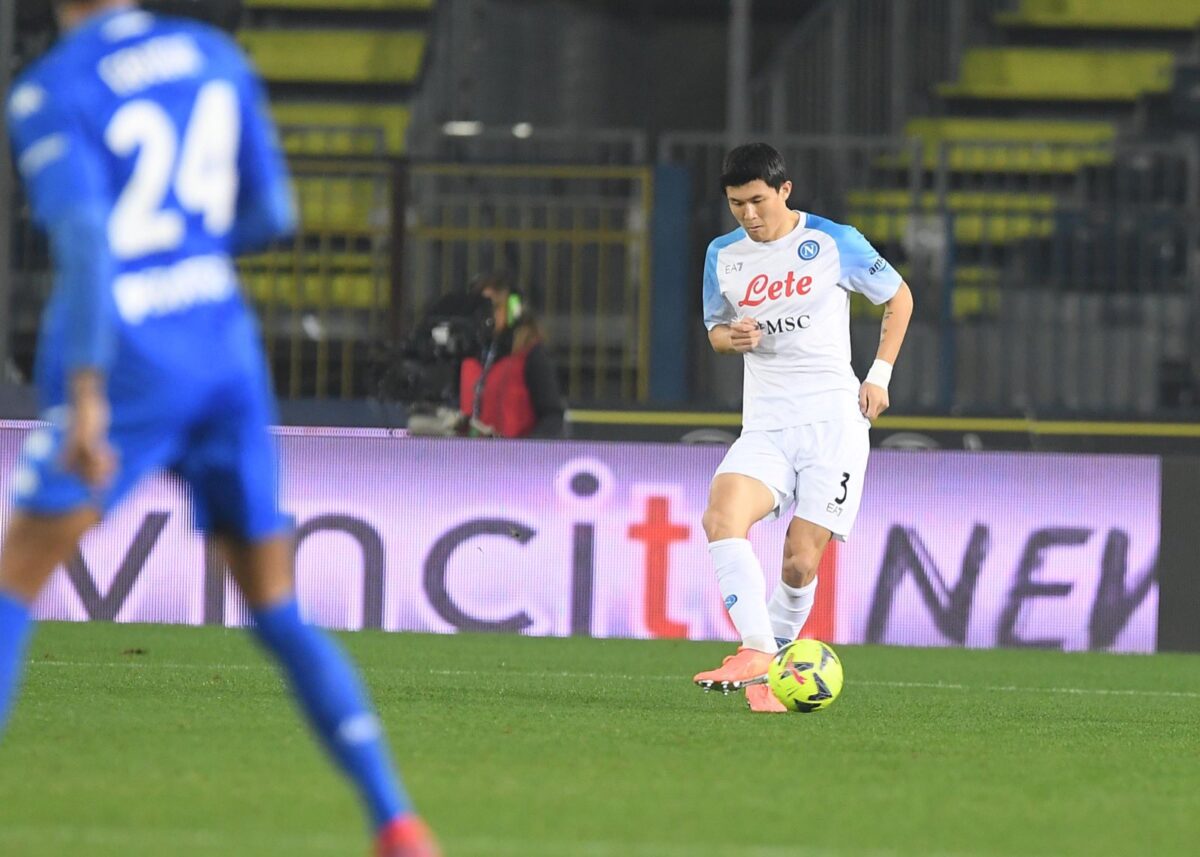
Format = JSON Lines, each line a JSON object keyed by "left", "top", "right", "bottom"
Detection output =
{"left": 691, "top": 143, "right": 913, "bottom": 712}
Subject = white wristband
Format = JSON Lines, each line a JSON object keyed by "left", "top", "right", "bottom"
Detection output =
{"left": 864, "top": 359, "right": 893, "bottom": 390}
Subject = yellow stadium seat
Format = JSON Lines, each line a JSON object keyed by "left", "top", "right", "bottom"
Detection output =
{"left": 851, "top": 269, "right": 1001, "bottom": 320}
{"left": 996, "top": 0, "right": 1200, "bottom": 30}
{"left": 847, "top": 191, "right": 1058, "bottom": 244}
{"left": 241, "top": 270, "right": 384, "bottom": 309}
{"left": 937, "top": 48, "right": 1174, "bottom": 101}
{"left": 239, "top": 30, "right": 427, "bottom": 84}
{"left": 880, "top": 118, "right": 1116, "bottom": 172}
{"left": 240, "top": 251, "right": 386, "bottom": 309}
{"left": 272, "top": 102, "right": 411, "bottom": 154}
{"left": 292, "top": 175, "right": 390, "bottom": 232}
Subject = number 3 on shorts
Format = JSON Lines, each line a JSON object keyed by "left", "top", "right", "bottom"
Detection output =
{"left": 834, "top": 471, "right": 850, "bottom": 505}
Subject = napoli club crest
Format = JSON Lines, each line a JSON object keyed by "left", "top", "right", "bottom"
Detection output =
{"left": 798, "top": 240, "right": 821, "bottom": 261}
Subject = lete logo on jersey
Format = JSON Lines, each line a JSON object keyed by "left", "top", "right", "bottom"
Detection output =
{"left": 737, "top": 271, "right": 813, "bottom": 307}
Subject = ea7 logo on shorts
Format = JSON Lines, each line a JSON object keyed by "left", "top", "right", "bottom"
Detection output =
{"left": 798, "top": 240, "right": 821, "bottom": 261}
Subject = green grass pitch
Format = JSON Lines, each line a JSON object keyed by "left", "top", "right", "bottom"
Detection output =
{"left": 0, "top": 622, "right": 1197, "bottom": 856}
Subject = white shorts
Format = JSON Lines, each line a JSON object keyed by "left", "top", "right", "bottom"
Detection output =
{"left": 713, "top": 419, "right": 871, "bottom": 540}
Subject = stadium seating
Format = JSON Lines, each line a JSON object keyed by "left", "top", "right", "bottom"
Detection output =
{"left": 238, "top": 30, "right": 426, "bottom": 84}
{"left": 883, "top": 118, "right": 1115, "bottom": 172}
{"left": 995, "top": 0, "right": 1200, "bottom": 30}
{"left": 847, "top": 2, "right": 1197, "bottom": 354}
{"left": 232, "top": 1, "right": 434, "bottom": 326}
{"left": 936, "top": 48, "right": 1175, "bottom": 101}
{"left": 847, "top": 190, "right": 1058, "bottom": 244}
{"left": 273, "top": 103, "right": 411, "bottom": 155}
{"left": 238, "top": 0, "right": 434, "bottom": 156}
{"left": 851, "top": 266, "right": 1000, "bottom": 321}
{"left": 241, "top": 264, "right": 381, "bottom": 309}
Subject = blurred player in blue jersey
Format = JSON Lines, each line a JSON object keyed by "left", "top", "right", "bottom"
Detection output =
{"left": 0, "top": 2, "right": 439, "bottom": 854}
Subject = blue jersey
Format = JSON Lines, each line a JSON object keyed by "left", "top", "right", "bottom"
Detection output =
{"left": 7, "top": 7, "right": 295, "bottom": 415}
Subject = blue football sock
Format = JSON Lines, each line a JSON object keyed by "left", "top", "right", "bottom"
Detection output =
{"left": 0, "top": 592, "right": 34, "bottom": 737}
{"left": 251, "top": 598, "right": 410, "bottom": 830}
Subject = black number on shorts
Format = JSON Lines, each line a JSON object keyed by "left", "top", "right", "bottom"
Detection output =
{"left": 834, "top": 472, "right": 850, "bottom": 505}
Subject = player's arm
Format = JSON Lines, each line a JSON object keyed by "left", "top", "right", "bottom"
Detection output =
{"left": 858, "top": 281, "right": 913, "bottom": 418}
{"left": 8, "top": 81, "right": 116, "bottom": 485}
{"left": 835, "top": 228, "right": 913, "bottom": 420}
{"left": 703, "top": 242, "right": 759, "bottom": 353}
{"left": 231, "top": 61, "right": 296, "bottom": 254}
{"left": 875, "top": 281, "right": 913, "bottom": 367}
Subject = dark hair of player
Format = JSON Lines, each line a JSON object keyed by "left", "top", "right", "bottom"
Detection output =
{"left": 719, "top": 142, "right": 789, "bottom": 191}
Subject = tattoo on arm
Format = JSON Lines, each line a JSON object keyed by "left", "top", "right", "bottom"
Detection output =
{"left": 879, "top": 306, "right": 893, "bottom": 343}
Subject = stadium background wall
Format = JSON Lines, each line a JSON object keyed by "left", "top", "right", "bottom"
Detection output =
{"left": 0, "top": 422, "right": 1181, "bottom": 653}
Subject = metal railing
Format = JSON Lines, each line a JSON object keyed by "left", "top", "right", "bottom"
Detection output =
{"left": 413, "top": 127, "right": 649, "bottom": 167}
{"left": 404, "top": 163, "right": 654, "bottom": 402}
{"left": 4, "top": 153, "right": 655, "bottom": 406}
{"left": 661, "top": 131, "right": 1200, "bottom": 415}
{"left": 6, "top": 129, "right": 1198, "bottom": 416}
{"left": 749, "top": 0, "right": 1010, "bottom": 137}
{"left": 242, "top": 156, "right": 404, "bottom": 400}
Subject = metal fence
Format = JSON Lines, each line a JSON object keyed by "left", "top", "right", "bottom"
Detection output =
{"left": 749, "top": 0, "right": 1010, "bottom": 138}
{"left": 241, "top": 156, "right": 404, "bottom": 400}
{"left": 404, "top": 163, "right": 654, "bottom": 402}
{"left": 414, "top": 127, "right": 649, "bottom": 168}
{"left": 4, "top": 155, "right": 654, "bottom": 407}
{"left": 5, "top": 132, "right": 1198, "bottom": 416}
{"left": 661, "top": 132, "right": 1200, "bottom": 416}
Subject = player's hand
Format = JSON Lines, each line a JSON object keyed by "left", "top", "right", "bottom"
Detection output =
{"left": 859, "top": 382, "right": 889, "bottom": 422}
{"left": 729, "top": 317, "right": 762, "bottom": 353}
{"left": 63, "top": 382, "right": 116, "bottom": 488}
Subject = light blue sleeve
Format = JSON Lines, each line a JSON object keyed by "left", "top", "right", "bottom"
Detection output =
{"left": 702, "top": 231, "right": 742, "bottom": 330}
{"left": 807, "top": 214, "right": 903, "bottom": 305}
{"left": 8, "top": 77, "right": 116, "bottom": 373}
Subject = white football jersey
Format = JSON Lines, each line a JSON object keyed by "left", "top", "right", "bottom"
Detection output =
{"left": 703, "top": 211, "right": 902, "bottom": 430}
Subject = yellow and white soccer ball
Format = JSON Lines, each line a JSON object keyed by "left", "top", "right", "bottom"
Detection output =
{"left": 767, "top": 639, "right": 844, "bottom": 713}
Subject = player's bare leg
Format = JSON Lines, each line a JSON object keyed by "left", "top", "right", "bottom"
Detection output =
{"left": 0, "top": 507, "right": 100, "bottom": 734}
{"left": 781, "top": 517, "right": 831, "bottom": 590}
{"left": 749, "top": 519, "right": 833, "bottom": 713}
{"left": 215, "top": 534, "right": 293, "bottom": 609}
{"left": 218, "top": 534, "right": 440, "bottom": 857}
{"left": 694, "top": 474, "right": 779, "bottom": 693}
{"left": 0, "top": 508, "right": 99, "bottom": 599}
{"left": 768, "top": 516, "right": 830, "bottom": 643}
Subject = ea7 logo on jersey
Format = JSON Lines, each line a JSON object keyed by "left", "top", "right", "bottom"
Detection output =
{"left": 737, "top": 271, "right": 812, "bottom": 307}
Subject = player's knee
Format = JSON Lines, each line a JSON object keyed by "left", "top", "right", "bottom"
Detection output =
{"left": 781, "top": 551, "right": 819, "bottom": 588}
{"left": 702, "top": 506, "right": 747, "bottom": 542}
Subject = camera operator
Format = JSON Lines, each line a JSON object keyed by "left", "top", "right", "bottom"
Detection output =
{"left": 459, "top": 273, "right": 564, "bottom": 439}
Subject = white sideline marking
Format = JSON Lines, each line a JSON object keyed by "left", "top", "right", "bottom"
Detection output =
{"left": 27, "top": 661, "right": 1200, "bottom": 699}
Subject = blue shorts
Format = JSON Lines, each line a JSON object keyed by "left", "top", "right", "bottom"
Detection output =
{"left": 12, "top": 356, "right": 286, "bottom": 542}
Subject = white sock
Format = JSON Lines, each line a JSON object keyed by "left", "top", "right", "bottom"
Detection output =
{"left": 709, "top": 538, "right": 776, "bottom": 653}
{"left": 768, "top": 577, "right": 818, "bottom": 648}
